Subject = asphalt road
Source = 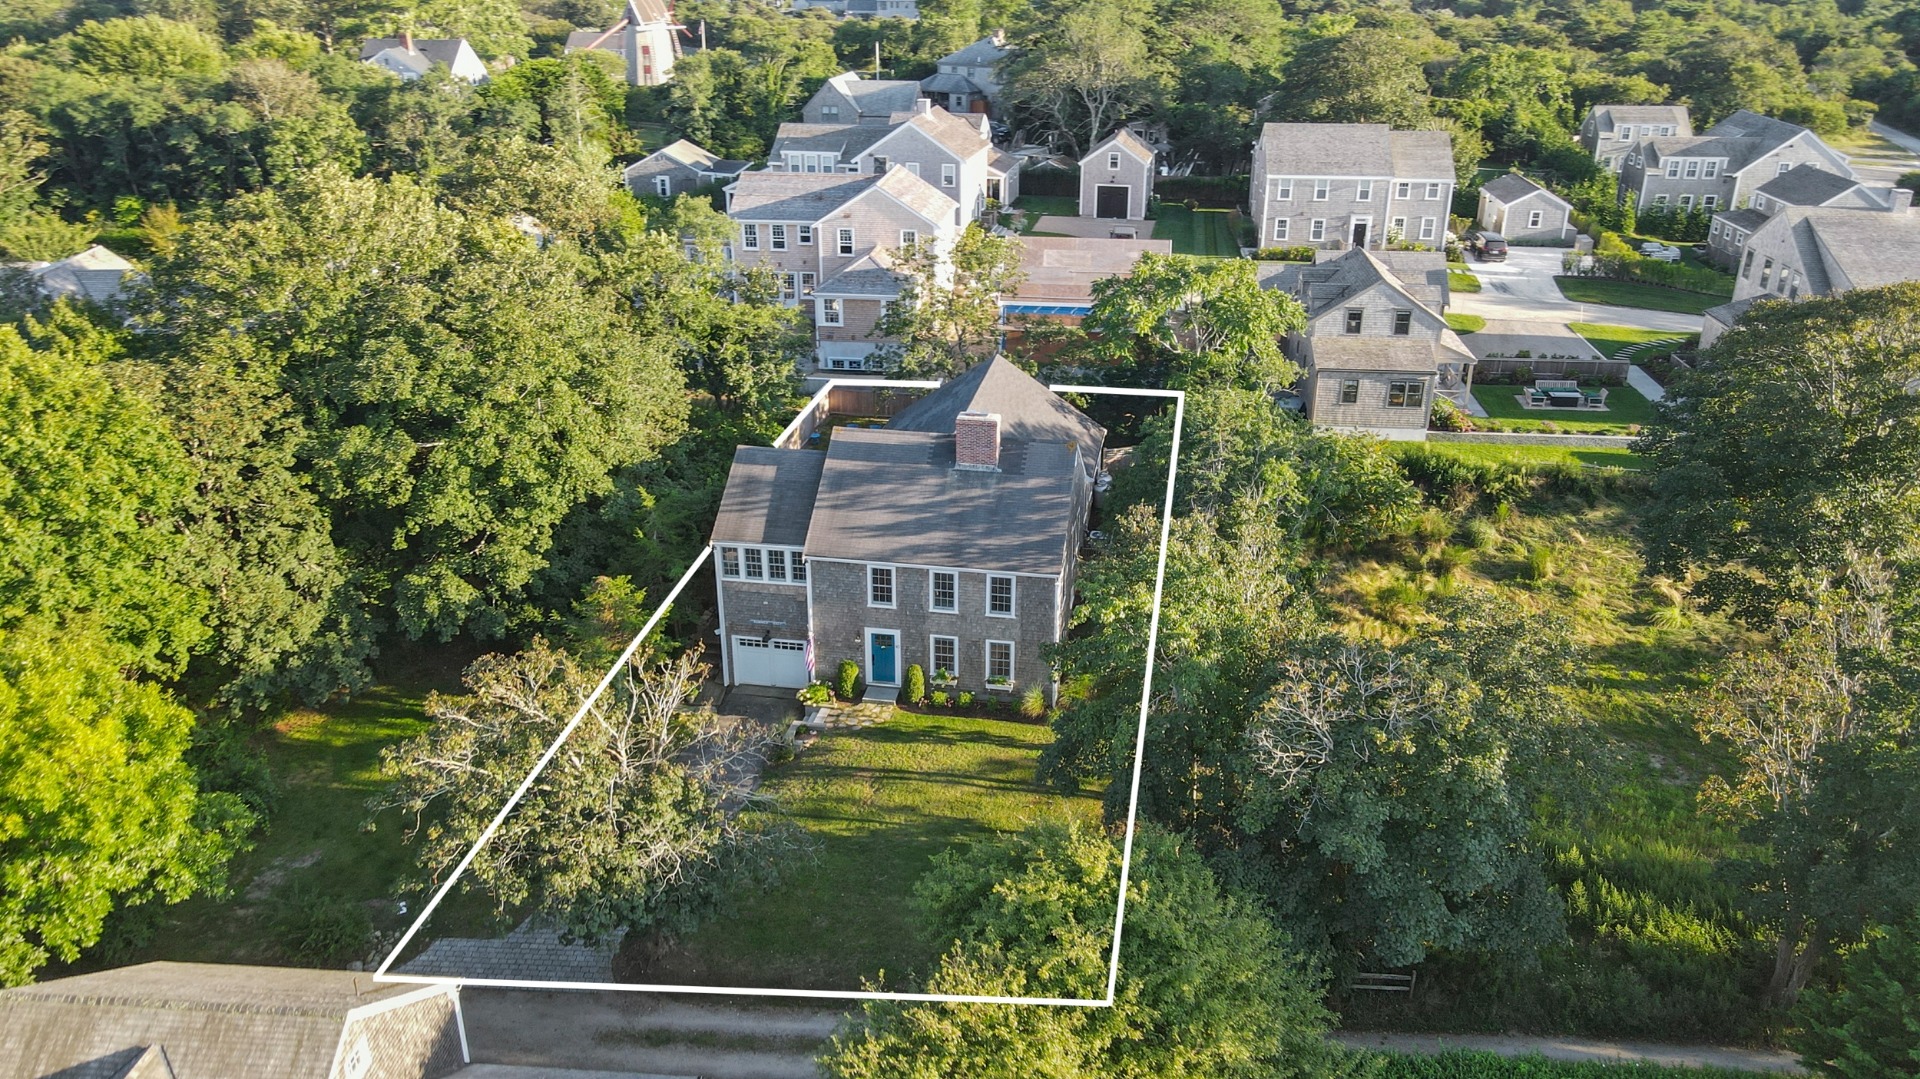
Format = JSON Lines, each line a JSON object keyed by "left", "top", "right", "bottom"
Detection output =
{"left": 1451, "top": 248, "right": 1706, "bottom": 333}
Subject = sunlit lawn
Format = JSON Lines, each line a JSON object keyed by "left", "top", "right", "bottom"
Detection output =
{"left": 641, "top": 711, "right": 1102, "bottom": 992}
{"left": 1151, "top": 205, "right": 1242, "bottom": 256}
{"left": 1553, "top": 277, "right": 1727, "bottom": 314}
{"left": 1567, "top": 322, "right": 1698, "bottom": 362}
{"left": 1471, "top": 382, "right": 1658, "bottom": 435}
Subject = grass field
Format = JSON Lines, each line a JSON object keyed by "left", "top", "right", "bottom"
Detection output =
{"left": 1404, "top": 441, "right": 1645, "bottom": 470}
{"left": 639, "top": 711, "right": 1101, "bottom": 992}
{"left": 1151, "top": 205, "right": 1242, "bottom": 256}
{"left": 1449, "top": 267, "right": 1484, "bottom": 293}
{"left": 1568, "top": 323, "right": 1697, "bottom": 362}
{"left": 1553, "top": 277, "right": 1726, "bottom": 314}
{"left": 1447, "top": 313, "right": 1487, "bottom": 334}
{"left": 1470, "top": 382, "right": 1657, "bottom": 435}
{"left": 1330, "top": 486, "right": 1768, "bottom": 1041}
{"left": 1010, "top": 195, "right": 1077, "bottom": 234}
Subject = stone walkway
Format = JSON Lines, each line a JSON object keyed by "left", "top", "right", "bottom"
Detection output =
{"left": 813, "top": 700, "right": 894, "bottom": 729}
{"left": 400, "top": 919, "right": 621, "bottom": 983}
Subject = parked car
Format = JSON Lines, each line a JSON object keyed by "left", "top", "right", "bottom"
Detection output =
{"left": 1470, "top": 231, "right": 1508, "bottom": 261}
{"left": 1645, "top": 245, "right": 1682, "bottom": 262}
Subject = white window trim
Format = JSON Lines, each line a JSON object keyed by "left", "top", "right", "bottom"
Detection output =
{"left": 770, "top": 223, "right": 787, "bottom": 251}
{"left": 1419, "top": 216, "right": 1436, "bottom": 240}
{"left": 929, "top": 634, "right": 959, "bottom": 682}
{"left": 1425, "top": 182, "right": 1441, "bottom": 199}
{"left": 1313, "top": 179, "right": 1330, "bottom": 201}
{"left": 1395, "top": 181, "right": 1411, "bottom": 199}
{"left": 819, "top": 298, "right": 843, "bottom": 326}
{"left": 653, "top": 175, "right": 671, "bottom": 197}
{"left": 986, "top": 574, "right": 1016, "bottom": 618}
{"left": 985, "top": 639, "right": 1015, "bottom": 686}
{"left": 742, "top": 223, "right": 759, "bottom": 250}
{"left": 716, "top": 543, "right": 806, "bottom": 585}
{"left": 928, "top": 569, "right": 958, "bottom": 613}
{"left": 941, "top": 163, "right": 956, "bottom": 187}
{"left": 1309, "top": 218, "right": 1326, "bottom": 242}
{"left": 1272, "top": 217, "right": 1289, "bottom": 241}
{"left": 868, "top": 564, "right": 897, "bottom": 608}
{"left": 836, "top": 228, "right": 855, "bottom": 255}
{"left": 1107, "top": 152, "right": 1120, "bottom": 170}
{"left": 798, "top": 225, "right": 814, "bottom": 245}
{"left": 899, "top": 229, "right": 918, "bottom": 248}
{"left": 1527, "top": 209, "right": 1543, "bottom": 229}
{"left": 1356, "top": 179, "right": 1373, "bottom": 202}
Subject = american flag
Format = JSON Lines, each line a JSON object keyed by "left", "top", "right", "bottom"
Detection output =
{"left": 805, "top": 633, "right": 815, "bottom": 680}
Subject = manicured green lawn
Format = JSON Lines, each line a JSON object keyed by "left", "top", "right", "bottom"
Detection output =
{"left": 1470, "top": 381, "right": 1657, "bottom": 435}
{"left": 1151, "top": 205, "right": 1242, "bottom": 256}
{"left": 1010, "top": 195, "right": 1077, "bottom": 234}
{"left": 1567, "top": 322, "right": 1698, "bottom": 361}
{"left": 1401, "top": 441, "right": 1645, "bottom": 471}
{"left": 1449, "top": 268, "right": 1483, "bottom": 293}
{"left": 1446, "top": 313, "right": 1487, "bottom": 334}
{"left": 641, "top": 711, "right": 1101, "bottom": 991}
{"left": 1553, "top": 277, "right": 1726, "bottom": 314}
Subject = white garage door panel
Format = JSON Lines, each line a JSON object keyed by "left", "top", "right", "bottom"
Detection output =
{"left": 734, "top": 636, "right": 809, "bottom": 688}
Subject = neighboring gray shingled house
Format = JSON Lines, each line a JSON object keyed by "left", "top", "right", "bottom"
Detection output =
{"left": 772, "top": 105, "right": 999, "bottom": 221}
{"left": 563, "top": 0, "right": 679, "bottom": 86}
{"left": 1261, "top": 248, "right": 1473, "bottom": 439}
{"left": 1079, "top": 129, "right": 1155, "bottom": 220}
{"left": 358, "top": 33, "right": 486, "bottom": 83}
{"left": 1705, "top": 163, "right": 1913, "bottom": 269}
{"left": 622, "top": 139, "right": 748, "bottom": 198}
{"left": 921, "top": 34, "right": 1009, "bottom": 116}
{"left": 1475, "top": 173, "right": 1575, "bottom": 243}
{"left": 1616, "top": 110, "right": 1852, "bottom": 215}
{"left": 801, "top": 72, "right": 923, "bottom": 125}
{"left": 1703, "top": 205, "right": 1920, "bottom": 346}
{"left": 1251, "top": 123, "right": 1456, "bottom": 251}
{"left": 710, "top": 357, "right": 1099, "bottom": 701}
{"left": 13, "top": 244, "right": 136, "bottom": 307}
{"left": 1577, "top": 104, "right": 1692, "bottom": 172}
{"left": 0, "top": 962, "right": 467, "bottom": 1079}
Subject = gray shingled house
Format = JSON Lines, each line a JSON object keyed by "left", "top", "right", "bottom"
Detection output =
{"left": 709, "top": 357, "right": 1101, "bottom": 701}
{"left": 1615, "top": 110, "right": 1853, "bottom": 215}
{"left": 1705, "top": 163, "right": 1913, "bottom": 269}
{"left": 1078, "top": 129, "right": 1155, "bottom": 220}
{"left": 1475, "top": 173, "right": 1575, "bottom": 243}
{"left": 1577, "top": 104, "right": 1693, "bottom": 172}
{"left": 1702, "top": 204, "right": 1920, "bottom": 346}
{"left": 800, "top": 72, "right": 924, "bottom": 125}
{"left": 1250, "top": 123, "right": 1456, "bottom": 251}
{"left": 0, "top": 962, "right": 467, "bottom": 1078}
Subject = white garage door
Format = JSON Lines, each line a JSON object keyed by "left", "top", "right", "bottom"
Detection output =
{"left": 733, "top": 636, "right": 809, "bottom": 688}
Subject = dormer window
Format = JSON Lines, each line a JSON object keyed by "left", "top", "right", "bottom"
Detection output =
{"left": 1665, "top": 159, "right": 1681, "bottom": 178}
{"left": 1618, "top": 125, "right": 1634, "bottom": 140}
{"left": 1703, "top": 160, "right": 1720, "bottom": 178}
{"left": 1684, "top": 160, "right": 1700, "bottom": 179}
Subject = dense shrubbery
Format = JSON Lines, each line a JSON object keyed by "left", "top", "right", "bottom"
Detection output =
{"left": 1394, "top": 445, "right": 1643, "bottom": 505}
{"left": 1254, "top": 246, "right": 1320, "bottom": 262}
{"left": 1371, "top": 1052, "right": 1762, "bottom": 1078}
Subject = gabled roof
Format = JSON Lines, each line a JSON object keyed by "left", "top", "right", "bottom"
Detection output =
{"left": 988, "top": 148, "right": 1020, "bottom": 176}
{"left": 938, "top": 35, "right": 1008, "bottom": 68}
{"left": 726, "top": 168, "right": 956, "bottom": 227}
{"left": 888, "top": 355, "right": 1104, "bottom": 464}
{"left": 872, "top": 165, "right": 961, "bottom": 225}
{"left": 1754, "top": 164, "right": 1864, "bottom": 207}
{"left": 357, "top": 37, "right": 472, "bottom": 67}
{"left": 920, "top": 71, "right": 980, "bottom": 95}
{"left": 769, "top": 123, "right": 895, "bottom": 162}
{"left": 626, "top": 0, "right": 674, "bottom": 25}
{"left": 813, "top": 250, "right": 906, "bottom": 297}
{"left": 1479, "top": 172, "right": 1569, "bottom": 208}
{"left": 1012, "top": 236, "right": 1172, "bottom": 303}
{"left": 711, "top": 447, "right": 827, "bottom": 546}
{"left": 1289, "top": 248, "right": 1447, "bottom": 320}
{"left": 1082, "top": 128, "right": 1154, "bottom": 166}
{"left": 1588, "top": 104, "right": 1692, "bottom": 131}
{"left": 867, "top": 107, "right": 991, "bottom": 162}
{"left": 815, "top": 72, "right": 923, "bottom": 120}
{"left": 1703, "top": 109, "right": 1810, "bottom": 146}
{"left": 0, "top": 962, "right": 444, "bottom": 1079}
{"left": 27, "top": 244, "right": 134, "bottom": 305}
{"left": 1793, "top": 207, "right": 1920, "bottom": 292}
{"left": 1714, "top": 207, "right": 1767, "bottom": 235}
{"left": 1257, "top": 123, "right": 1453, "bottom": 179}
{"left": 652, "top": 139, "right": 719, "bottom": 169}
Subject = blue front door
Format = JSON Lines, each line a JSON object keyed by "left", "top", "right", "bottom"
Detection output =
{"left": 869, "top": 632, "right": 898, "bottom": 685}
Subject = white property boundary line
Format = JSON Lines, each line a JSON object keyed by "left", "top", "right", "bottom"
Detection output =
{"left": 373, "top": 376, "right": 1186, "bottom": 1008}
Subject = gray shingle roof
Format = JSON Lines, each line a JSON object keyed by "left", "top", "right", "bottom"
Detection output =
{"left": 27, "top": 244, "right": 133, "bottom": 305}
{"left": 711, "top": 447, "right": 826, "bottom": 547}
{"left": 357, "top": 37, "right": 470, "bottom": 67}
{"left": 919, "top": 72, "right": 979, "bottom": 95}
{"left": 1479, "top": 172, "right": 1567, "bottom": 207}
{"left": 1704, "top": 109, "right": 1808, "bottom": 146}
{"left": 1642, "top": 134, "right": 1771, "bottom": 173}
{"left": 1714, "top": 207, "right": 1767, "bottom": 235}
{"left": 1083, "top": 128, "right": 1154, "bottom": 166}
{"left": 817, "top": 73, "right": 923, "bottom": 120}
{"left": 1290, "top": 248, "right": 1446, "bottom": 320}
{"left": 872, "top": 165, "right": 961, "bottom": 225}
{"left": 813, "top": 251, "right": 906, "bottom": 297}
{"left": 769, "top": 123, "right": 895, "bottom": 162}
{"left": 1590, "top": 104, "right": 1692, "bottom": 132}
{"left": 1306, "top": 335, "right": 1457, "bottom": 373}
{"left": 1702, "top": 296, "right": 1758, "bottom": 329}
{"left": 727, "top": 171, "right": 884, "bottom": 220}
{"left": 1258, "top": 124, "right": 1453, "bottom": 179}
{"left": 802, "top": 427, "right": 1080, "bottom": 575}
{"left": 1754, "top": 164, "right": 1861, "bottom": 207}
{"left": 1798, "top": 207, "right": 1920, "bottom": 291}
{"left": 0, "top": 962, "right": 436, "bottom": 1079}
{"left": 888, "top": 355, "right": 1104, "bottom": 466}
{"left": 938, "top": 35, "right": 1008, "bottom": 67}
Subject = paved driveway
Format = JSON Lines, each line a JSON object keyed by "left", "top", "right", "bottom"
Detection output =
{"left": 1453, "top": 248, "right": 1704, "bottom": 332}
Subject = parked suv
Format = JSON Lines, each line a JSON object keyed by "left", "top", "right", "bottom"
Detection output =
{"left": 1471, "top": 231, "right": 1509, "bottom": 261}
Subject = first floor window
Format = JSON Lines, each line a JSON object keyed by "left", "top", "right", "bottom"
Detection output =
{"left": 1419, "top": 217, "right": 1436, "bottom": 240}
{"left": 1527, "top": 209, "right": 1543, "bottom": 229}
{"left": 720, "top": 546, "right": 740, "bottom": 577}
{"left": 1742, "top": 248, "right": 1756, "bottom": 277}
{"left": 1652, "top": 193, "right": 1669, "bottom": 206}
{"left": 766, "top": 548, "right": 787, "bottom": 581}
{"left": 988, "top": 575, "right": 1014, "bottom": 616}
{"left": 930, "top": 570, "right": 957, "bottom": 612}
{"left": 1391, "top": 216, "right": 1406, "bottom": 236}
{"left": 869, "top": 565, "right": 895, "bottom": 606}
{"left": 1387, "top": 380, "right": 1424, "bottom": 408}
{"left": 1759, "top": 257, "right": 1773, "bottom": 288}
{"left": 986, "top": 640, "right": 1014, "bottom": 684}
{"left": 744, "top": 547, "right": 765, "bottom": 579}
{"left": 780, "top": 273, "right": 797, "bottom": 303}
{"left": 1703, "top": 195, "right": 1718, "bottom": 210}
{"left": 801, "top": 271, "right": 816, "bottom": 292}
{"left": 820, "top": 298, "right": 843, "bottom": 326}
{"left": 931, "top": 635, "right": 958, "bottom": 680}
{"left": 1679, "top": 194, "right": 1694, "bottom": 210}
{"left": 1272, "top": 217, "right": 1289, "bottom": 241}
{"left": 1309, "top": 219, "right": 1326, "bottom": 242}
{"left": 1339, "top": 379, "right": 1359, "bottom": 404}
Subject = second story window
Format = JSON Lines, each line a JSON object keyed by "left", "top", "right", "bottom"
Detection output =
{"left": 720, "top": 546, "right": 740, "bottom": 577}
{"left": 1313, "top": 178, "right": 1330, "bottom": 201}
{"left": 1344, "top": 308, "right": 1364, "bottom": 334}
{"left": 821, "top": 105, "right": 840, "bottom": 121}
{"left": 930, "top": 570, "right": 957, "bottom": 612}
{"left": 941, "top": 163, "right": 956, "bottom": 187}
{"left": 1684, "top": 159, "right": 1700, "bottom": 179}
{"left": 770, "top": 224, "right": 787, "bottom": 250}
{"left": 899, "top": 229, "right": 917, "bottom": 248}
{"left": 1357, "top": 179, "right": 1373, "bottom": 201}
{"left": 766, "top": 548, "right": 787, "bottom": 581}
{"left": 1617, "top": 125, "right": 1634, "bottom": 140}
{"left": 1395, "top": 181, "right": 1411, "bottom": 199}
{"left": 1392, "top": 310, "right": 1412, "bottom": 335}
{"left": 742, "top": 223, "right": 759, "bottom": 250}
{"left": 987, "top": 575, "right": 1014, "bottom": 617}
{"left": 837, "top": 228, "right": 855, "bottom": 255}
{"left": 1425, "top": 182, "right": 1441, "bottom": 199}
{"left": 872, "top": 155, "right": 888, "bottom": 173}
{"left": 744, "top": 548, "right": 764, "bottom": 579}
{"left": 799, "top": 225, "right": 814, "bottom": 245}
{"left": 1759, "top": 257, "right": 1773, "bottom": 288}
{"left": 869, "top": 565, "right": 895, "bottom": 607}
{"left": 1270, "top": 177, "right": 1293, "bottom": 200}
{"left": 1703, "top": 160, "right": 1720, "bottom": 178}
{"left": 1665, "top": 159, "right": 1682, "bottom": 178}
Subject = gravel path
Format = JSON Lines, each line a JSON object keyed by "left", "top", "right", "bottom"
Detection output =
{"left": 1333, "top": 1031, "right": 1806, "bottom": 1074}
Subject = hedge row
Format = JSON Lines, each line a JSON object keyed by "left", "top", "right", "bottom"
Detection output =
{"left": 1364, "top": 1051, "right": 1768, "bottom": 1079}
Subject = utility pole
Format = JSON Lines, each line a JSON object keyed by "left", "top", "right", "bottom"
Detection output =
{"left": 700, "top": 19, "right": 707, "bottom": 50}
{"left": 873, "top": 39, "right": 880, "bottom": 75}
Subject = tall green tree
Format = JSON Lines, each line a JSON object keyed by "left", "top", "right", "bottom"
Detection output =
{"left": 1000, "top": 0, "right": 1162, "bottom": 158}
{"left": 1080, "top": 254, "right": 1304, "bottom": 392}
{"left": 1270, "top": 28, "right": 1437, "bottom": 129}
{"left": 873, "top": 226, "right": 1026, "bottom": 379}
{"left": 1794, "top": 904, "right": 1920, "bottom": 1077}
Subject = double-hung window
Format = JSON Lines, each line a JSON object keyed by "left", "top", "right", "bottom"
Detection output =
{"left": 720, "top": 546, "right": 740, "bottom": 577}
{"left": 1679, "top": 194, "right": 1694, "bottom": 210}
{"left": 653, "top": 175, "right": 671, "bottom": 197}
{"left": 742, "top": 223, "right": 760, "bottom": 250}
{"left": 986, "top": 640, "right": 1014, "bottom": 684}
{"left": 1392, "top": 310, "right": 1412, "bottom": 336}
{"left": 1343, "top": 308, "right": 1364, "bottom": 334}
{"left": 1702, "top": 195, "right": 1718, "bottom": 210}
{"left": 766, "top": 549, "right": 787, "bottom": 581}
{"left": 1309, "top": 219, "right": 1327, "bottom": 242}
{"left": 1272, "top": 218, "right": 1290, "bottom": 241}
{"left": 1356, "top": 179, "right": 1373, "bottom": 201}
{"left": 819, "top": 298, "right": 843, "bottom": 326}
{"left": 770, "top": 224, "right": 787, "bottom": 250}
{"left": 872, "top": 155, "right": 888, "bottom": 173}
{"left": 1271, "top": 177, "right": 1293, "bottom": 200}
{"left": 837, "top": 228, "right": 855, "bottom": 256}
{"left": 1618, "top": 125, "right": 1634, "bottom": 140}
{"left": 869, "top": 565, "right": 895, "bottom": 607}
{"left": 1108, "top": 152, "right": 1120, "bottom": 170}
{"left": 1683, "top": 159, "right": 1700, "bottom": 180}
{"left": 1395, "top": 181, "right": 1411, "bottom": 199}
{"left": 1665, "top": 159, "right": 1682, "bottom": 178}
{"left": 941, "top": 163, "right": 956, "bottom": 187}
{"left": 1313, "top": 178, "right": 1330, "bottom": 201}
{"left": 1425, "top": 182, "right": 1441, "bottom": 199}
{"left": 987, "top": 575, "right": 1014, "bottom": 617}
{"left": 929, "top": 570, "right": 957, "bottom": 613}
{"left": 1339, "top": 379, "right": 1359, "bottom": 404}
{"left": 743, "top": 548, "right": 765, "bottom": 579}
{"left": 779, "top": 273, "right": 797, "bottom": 303}
{"left": 800, "top": 271, "right": 816, "bottom": 293}
{"left": 1528, "top": 210, "right": 1544, "bottom": 229}
{"left": 1703, "top": 160, "right": 1720, "bottom": 179}
{"left": 1387, "top": 380, "right": 1424, "bottom": 408}
{"left": 798, "top": 225, "right": 814, "bottom": 245}
{"left": 1419, "top": 217, "right": 1436, "bottom": 241}
{"left": 1758, "top": 257, "right": 1773, "bottom": 288}
{"left": 791, "top": 554, "right": 806, "bottom": 583}
{"left": 930, "top": 636, "right": 958, "bottom": 680}
{"left": 1652, "top": 193, "right": 1669, "bottom": 206}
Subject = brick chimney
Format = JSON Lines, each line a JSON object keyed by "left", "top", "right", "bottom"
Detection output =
{"left": 953, "top": 410, "right": 1001, "bottom": 471}
{"left": 401, "top": 28, "right": 414, "bottom": 51}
